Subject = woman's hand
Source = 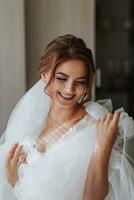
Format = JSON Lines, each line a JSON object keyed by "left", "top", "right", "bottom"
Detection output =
{"left": 5, "top": 143, "right": 27, "bottom": 187}
{"left": 83, "top": 112, "right": 121, "bottom": 200}
{"left": 95, "top": 112, "right": 121, "bottom": 163}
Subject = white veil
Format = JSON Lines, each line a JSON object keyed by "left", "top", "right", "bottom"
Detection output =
{"left": 0, "top": 79, "right": 134, "bottom": 200}
{"left": 0, "top": 80, "right": 51, "bottom": 144}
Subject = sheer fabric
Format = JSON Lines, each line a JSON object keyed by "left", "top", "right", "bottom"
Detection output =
{"left": 0, "top": 80, "right": 134, "bottom": 200}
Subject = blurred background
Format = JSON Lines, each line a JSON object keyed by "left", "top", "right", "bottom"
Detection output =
{"left": 0, "top": 0, "right": 134, "bottom": 136}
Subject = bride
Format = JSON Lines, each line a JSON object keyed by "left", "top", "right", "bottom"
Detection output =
{"left": 0, "top": 34, "right": 134, "bottom": 200}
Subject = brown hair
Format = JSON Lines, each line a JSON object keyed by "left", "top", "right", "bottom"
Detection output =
{"left": 39, "top": 34, "right": 96, "bottom": 104}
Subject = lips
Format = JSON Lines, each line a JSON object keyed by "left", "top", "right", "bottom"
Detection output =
{"left": 58, "top": 92, "right": 75, "bottom": 101}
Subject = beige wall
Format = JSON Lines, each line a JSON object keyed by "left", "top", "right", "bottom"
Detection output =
{"left": 0, "top": 0, "right": 26, "bottom": 135}
{"left": 0, "top": 0, "right": 95, "bottom": 136}
{"left": 25, "top": 0, "right": 95, "bottom": 88}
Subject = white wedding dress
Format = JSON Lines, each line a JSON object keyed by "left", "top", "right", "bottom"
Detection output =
{"left": 0, "top": 80, "right": 134, "bottom": 200}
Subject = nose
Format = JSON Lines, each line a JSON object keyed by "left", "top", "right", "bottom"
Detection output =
{"left": 64, "top": 81, "right": 75, "bottom": 93}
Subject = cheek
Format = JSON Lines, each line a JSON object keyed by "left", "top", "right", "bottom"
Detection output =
{"left": 48, "top": 81, "right": 62, "bottom": 95}
{"left": 76, "top": 86, "right": 86, "bottom": 97}
{"left": 53, "top": 79, "right": 65, "bottom": 89}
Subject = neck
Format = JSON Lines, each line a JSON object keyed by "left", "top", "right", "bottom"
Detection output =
{"left": 48, "top": 102, "right": 83, "bottom": 123}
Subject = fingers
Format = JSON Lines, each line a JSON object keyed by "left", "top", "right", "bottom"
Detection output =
{"left": 100, "top": 112, "right": 121, "bottom": 124}
{"left": 105, "top": 113, "right": 113, "bottom": 123}
{"left": 17, "top": 154, "right": 26, "bottom": 168}
{"left": 100, "top": 114, "right": 107, "bottom": 122}
{"left": 97, "top": 113, "right": 113, "bottom": 124}
{"left": 6, "top": 143, "right": 25, "bottom": 166}
{"left": 6, "top": 143, "right": 19, "bottom": 167}
{"left": 112, "top": 112, "right": 121, "bottom": 125}
{"left": 8, "top": 143, "right": 18, "bottom": 159}
{"left": 12, "top": 144, "right": 24, "bottom": 164}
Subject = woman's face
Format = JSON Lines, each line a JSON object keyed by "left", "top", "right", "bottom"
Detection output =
{"left": 42, "top": 59, "right": 89, "bottom": 109}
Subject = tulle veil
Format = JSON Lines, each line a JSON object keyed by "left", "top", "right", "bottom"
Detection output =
{"left": 0, "top": 79, "right": 134, "bottom": 200}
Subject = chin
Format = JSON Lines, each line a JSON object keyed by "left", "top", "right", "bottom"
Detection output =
{"left": 56, "top": 100, "right": 78, "bottom": 109}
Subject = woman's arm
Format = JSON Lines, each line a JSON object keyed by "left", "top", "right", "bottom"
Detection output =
{"left": 83, "top": 112, "right": 121, "bottom": 200}
{"left": 83, "top": 153, "right": 109, "bottom": 200}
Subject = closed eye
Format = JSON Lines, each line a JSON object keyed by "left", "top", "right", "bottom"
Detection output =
{"left": 75, "top": 81, "right": 87, "bottom": 85}
{"left": 56, "top": 77, "right": 67, "bottom": 81}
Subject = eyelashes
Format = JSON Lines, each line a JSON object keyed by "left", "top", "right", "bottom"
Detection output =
{"left": 56, "top": 77, "right": 66, "bottom": 81}
{"left": 56, "top": 77, "right": 87, "bottom": 85}
{"left": 75, "top": 81, "right": 87, "bottom": 85}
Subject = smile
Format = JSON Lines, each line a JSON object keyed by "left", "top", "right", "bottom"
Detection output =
{"left": 58, "top": 92, "right": 75, "bottom": 101}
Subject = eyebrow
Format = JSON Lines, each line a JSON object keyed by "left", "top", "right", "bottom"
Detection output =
{"left": 56, "top": 72, "right": 88, "bottom": 80}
